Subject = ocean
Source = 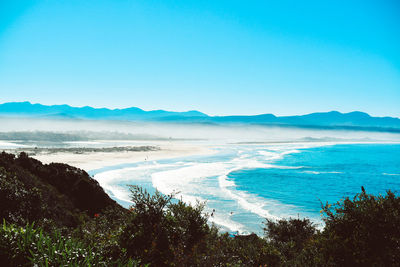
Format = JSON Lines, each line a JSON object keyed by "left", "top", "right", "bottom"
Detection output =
{"left": 90, "top": 143, "right": 400, "bottom": 235}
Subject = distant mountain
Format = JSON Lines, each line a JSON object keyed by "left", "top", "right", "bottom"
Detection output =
{"left": 1, "top": 102, "right": 400, "bottom": 131}
{"left": 160, "top": 111, "right": 400, "bottom": 132}
{"left": 0, "top": 101, "right": 207, "bottom": 120}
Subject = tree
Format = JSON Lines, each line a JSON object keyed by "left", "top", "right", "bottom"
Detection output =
{"left": 119, "top": 186, "right": 210, "bottom": 266}
{"left": 319, "top": 190, "right": 400, "bottom": 266}
{"left": 264, "top": 217, "right": 318, "bottom": 265}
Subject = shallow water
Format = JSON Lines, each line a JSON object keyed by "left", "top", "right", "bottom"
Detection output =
{"left": 90, "top": 143, "right": 400, "bottom": 235}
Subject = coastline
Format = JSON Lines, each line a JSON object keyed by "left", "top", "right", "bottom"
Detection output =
{"left": 30, "top": 141, "right": 215, "bottom": 171}
{"left": 88, "top": 141, "right": 400, "bottom": 234}
{"left": 2, "top": 140, "right": 400, "bottom": 234}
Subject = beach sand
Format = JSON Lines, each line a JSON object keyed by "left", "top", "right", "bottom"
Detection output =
{"left": 32, "top": 141, "right": 214, "bottom": 171}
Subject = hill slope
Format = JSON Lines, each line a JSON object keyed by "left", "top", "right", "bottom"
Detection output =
{"left": 0, "top": 151, "right": 123, "bottom": 228}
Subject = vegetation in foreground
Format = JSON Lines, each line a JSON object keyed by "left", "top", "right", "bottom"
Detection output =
{"left": 1, "top": 151, "right": 400, "bottom": 266}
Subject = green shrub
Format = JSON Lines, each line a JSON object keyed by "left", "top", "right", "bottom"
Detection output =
{"left": 264, "top": 217, "right": 318, "bottom": 264}
{"left": 120, "top": 186, "right": 211, "bottom": 266}
{"left": 72, "top": 206, "right": 131, "bottom": 263}
{"left": 319, "top": 190, "right": 400, "bottom": 266}
{"left": 2, "top": 151, "right": 400, "bottom": 266}
{"left": 0, "top": 151, "right": 121, "bottom": 229}
{"left": 0, "top": 220, "right": 139, "bottom": 266}
{"left": 0, "top": 220, "right": 103, "bottom": 266}
{"left": 0, "top": 167, "right": 44, "bottom": 226}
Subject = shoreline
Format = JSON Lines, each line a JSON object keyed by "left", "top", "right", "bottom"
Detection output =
{"left": 88, "top": 141, "right": 400, "bottom": 234}
{"left": 2, "top": 140, "right": 399, "bottom": 235}
{"left": 29, "top": 141, "right": 215, "bottom": 171}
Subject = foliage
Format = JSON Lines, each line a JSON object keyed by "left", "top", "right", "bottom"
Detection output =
{"left": 0, "top": 166, "right": 44, "bottom": 226}
{"left": 0, "top": 151, "right": 122, "bottom": 229}
{"left": 72, "top": 206, "right": 132, "bottom": 263}
{"left": 318, "top": 190, "right": 400, "bottom": 266}
{"left": 206, "top": 232, "right": 281, "bottom": 266}
{"left": 0, "top": 220, "right": 106, "bottom": 266}
{"left": 1, "top": 151, "right": 400, "bottom": 266}
{"left": 264, "top": 217, "right": 318, "bottom": 264}
{"left": 261, "top": 190, "right": 400, "bottom": 266}
{"left": 120, "top": 186, "right": 211, "bottom": 266}
{"left": 120, "top": 187, "right": 287, "bottom": 266}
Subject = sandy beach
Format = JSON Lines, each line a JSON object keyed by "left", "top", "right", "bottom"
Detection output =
{"left": 31, "top": 141, "right": 214, "bottom": 171}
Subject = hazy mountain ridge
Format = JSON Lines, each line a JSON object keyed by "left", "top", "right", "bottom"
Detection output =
{"left": 1, "top": 102, "right": 400, "bottom": 130}
{"left": 0, "top": 101, "right": 207, "bottom": 120}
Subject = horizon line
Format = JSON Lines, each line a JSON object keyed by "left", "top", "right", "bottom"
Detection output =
{"left": 1, "top": 101, "right": 399, "bottom": 119}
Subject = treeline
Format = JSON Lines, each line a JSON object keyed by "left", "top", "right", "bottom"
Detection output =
{"left": 0, "top": 131, "right": 87, "bottom": 142}
{"left": 0, "top": 131, "right": 167, "bottom": 142}
{"left": 1, "top": 152, "right": 399, "bottom": 266}
{"left": 12, "top": 146, "right": 159, "bottom": 156}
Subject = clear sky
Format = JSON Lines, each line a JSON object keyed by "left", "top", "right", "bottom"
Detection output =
{"left": 0, "top": 0, "right": 399, "bottom": 117}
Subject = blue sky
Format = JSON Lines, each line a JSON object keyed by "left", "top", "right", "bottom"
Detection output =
{"left": 0, "top": 0, "right": 399, "bottom": 117}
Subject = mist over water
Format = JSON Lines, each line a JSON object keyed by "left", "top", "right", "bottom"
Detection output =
{"left": 1, "top": 117, "right": 400, "bottom": 143}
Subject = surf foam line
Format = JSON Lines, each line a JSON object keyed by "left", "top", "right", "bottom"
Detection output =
{"left": 93, "top": 142, "right": 333, "bottom": 232}
{"left": 302, "top": 170, "right": 343, "bottom": 175}
{"left": 0, "top": 141, "right": 31, "bottom": 149}
{"left": 150, "top": 145, "right": 316, "bottom": 232}
{"left": 151, "top": 161, "right": 254, "bottom": 233}
{"left": 93, "top": 161, "right": 189, "bottom": 205}
{"left": 216, "top": 159, "right": 304, "bottom": 222}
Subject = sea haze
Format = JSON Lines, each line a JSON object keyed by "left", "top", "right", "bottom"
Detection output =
{"left": 1, "top": 114, "right": 400, "bottom": 234}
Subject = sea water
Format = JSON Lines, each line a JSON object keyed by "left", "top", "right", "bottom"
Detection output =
{"left": 90, "top": 143, "right": 400, "bottom": 235}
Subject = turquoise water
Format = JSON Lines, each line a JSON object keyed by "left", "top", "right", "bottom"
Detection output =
{"left": 92, "top": 143, "right": 400, "bottom": 234}
{"left": 229, "top": 144, "right": 400, "bottom": 222}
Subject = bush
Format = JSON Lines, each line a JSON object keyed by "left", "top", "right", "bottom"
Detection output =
{"left": 0, "top": 220, "right": 140, "bottom": 266}
{"left": 264, "top": 217, "right": 318, "bottom": 264}
{"left": 261, "top": 190, "right": 400, "bottom": 266}
{"left": 0, "top": 220, "right": 104, "bottom": 266}
{"left": 120, "top": 186, "right": 211, "bottom": 266}
{"left": 0, "top": 151, "right": 122, "bottom": 229}
{"left": 2, "top": 151, "right": 400, "bottom": 266}
{"left": 319, "top": 190, "right": 400, "bottom": 266}
{"left": 0, "top": 167, "right": 44, "bottom": 226}
{"left": 72, "top": 206, "right": 132, "bottom": 263}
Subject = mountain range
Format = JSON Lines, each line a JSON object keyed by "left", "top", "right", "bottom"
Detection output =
{"left": 1, "top": 101, "right": 399, "bottom": 132}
